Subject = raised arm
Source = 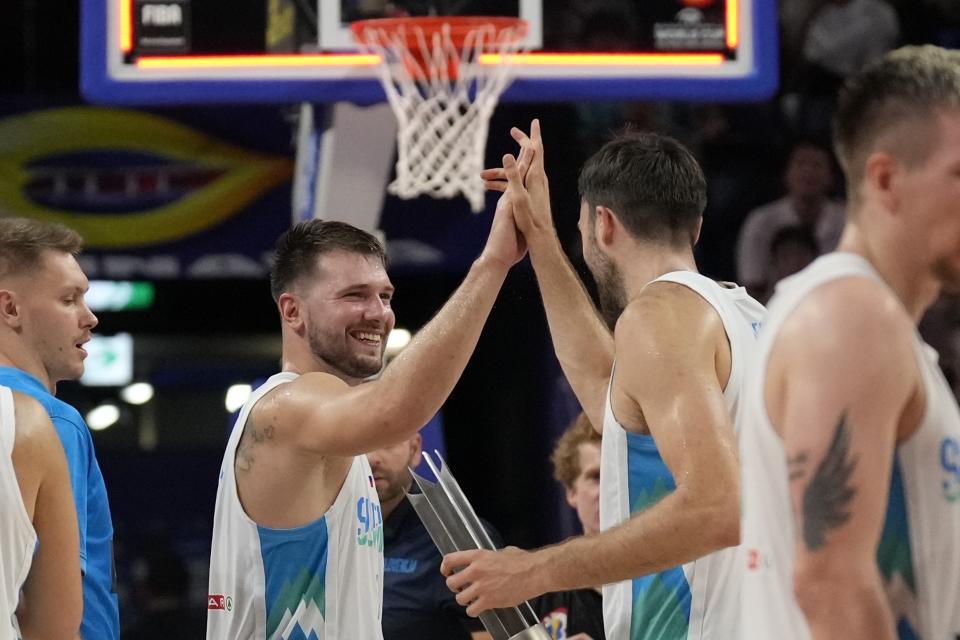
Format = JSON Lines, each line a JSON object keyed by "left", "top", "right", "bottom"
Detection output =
{"left": 769, "top": 280, "right": 917, "bottom": 640}
{"left": 13, "top": 394, "right": 83, "bottom": 639}
{"left": 484, "top": 120, "right": 614, "bottom": 429}
{"left": 260, "top": 192, "right": 526, "bottom": 458}
{"left": 442, "top": 285, "right": 740, "bottom": 611}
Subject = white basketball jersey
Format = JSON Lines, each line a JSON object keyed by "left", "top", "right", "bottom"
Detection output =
{"left": 740, "top": 252, "right": 960, "bottom": 640}
{"left": 0, "top": 387, "right": 37, "bottom": 640}
{"left": 600, "top": 271, "right": 765, "bottom": 640}
{"left": 207, "top": 372, "right": 385, "bottom": 640}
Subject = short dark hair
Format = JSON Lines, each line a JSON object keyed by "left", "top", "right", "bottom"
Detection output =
{"left": 578, "top": 132, "right": 707, "bottom": 246}
{"left": 833, "top": 45, "right": 960, "bottom": 191}
{"left": 0, "top": 217, "right": 83, "bottom": 279}
{"left": 269, "top": 220, "right": 387, "bottom": 301}
{"left": 551, "top": 413, "right": 601, "bottom": 490}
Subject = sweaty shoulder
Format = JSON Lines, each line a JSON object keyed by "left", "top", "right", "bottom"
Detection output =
{"left": 249, "top": 371, "right": 351, "bottom": 434}
{"left": 616, "top": 280, "right": 724, "bottom": 347}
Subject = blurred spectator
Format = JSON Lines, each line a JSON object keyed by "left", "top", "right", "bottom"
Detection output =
{"left": 780, "top": 0, "right": 822, "bottom": 68}
{"left": 802, "top": 0, "right": 900, "bottom": 78}
{"left": 568, "top": 2, "right": 672, "bottom": 155}
{"left": 735, "top": 140, "right": 844, "bottom": 299}
{"left": 531, "top": 414, "right": 605, "bottom": 640}
{"left": 783, "top": 0, "right": 900, "bottom": 135}
{"left": 122, "top": 545, "right": 205, "bottom": 639}
{"left": 764, "top": 226, "right": 819, "bottom": 302}
{"left": 369, "top": 434, "right": 496, "bottom": 640}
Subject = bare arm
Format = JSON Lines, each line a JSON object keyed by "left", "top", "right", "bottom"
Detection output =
{"left": 483, "top": 120, "right": 614, "bottom": 429}
{"left": 442, "top": 286, "right": 740, "bottom": 612}
{"left": 770, "top": 280, "right": 915, "bottom": 640}
{"left": 264, "top": 192, "right": 526, "bottom": 457}
{"left": 14, "top": 397, "right": 83, "bottom": 639}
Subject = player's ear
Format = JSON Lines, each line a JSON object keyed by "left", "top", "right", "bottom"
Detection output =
{"left": 692, "top": 217, "right": 704, "bottom": 246}
{"left": 0, "top": 289, "right": 22, "bottom": 329}
{"left": 277, "top": 292, "right": 305, "bottom": 333}
{"left": 863, "top": 151, "right": 901, "bottom": 214}
{"left": 596, "top": 206, "right": 617, "bottom": 247}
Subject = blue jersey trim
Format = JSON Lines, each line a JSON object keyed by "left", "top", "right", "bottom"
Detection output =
{"left": 0, "top": 367, "right": 118, "bottom": 639}
{"left": 878, "top": 456, "right": 918, "bottom": 640}
{"left": 626, "top": 432, "right": 692, "bottom": 639}
{"left": 259, "top": 516, "right": 330, "bottom": 638}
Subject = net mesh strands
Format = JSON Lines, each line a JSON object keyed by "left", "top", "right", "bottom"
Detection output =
{"left": 352, "top": 17, "right": 527, "bottom": 212}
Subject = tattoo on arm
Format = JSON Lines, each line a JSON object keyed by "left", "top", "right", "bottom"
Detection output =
{"left": 236, "top": 415, "right": 273, "bottom": 472}
{"left": 802, "top": 412, "right": 858, "bottom": 551}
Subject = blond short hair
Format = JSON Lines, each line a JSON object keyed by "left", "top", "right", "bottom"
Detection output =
{"left": 0, "top": 217, "right": 83, "bottom": 279}
{"left": 834, "top": 46, "right": 960, "bottom": 194}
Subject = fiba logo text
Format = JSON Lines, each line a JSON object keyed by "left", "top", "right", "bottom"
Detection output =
{"left": 357, "top": 497, "right": 384, "bottom": 552}
{"left": 941, "top": 437, "right": 960, "bottom": 502}
{"left": 141, "top": 4, "right": 183, "bottom": 26}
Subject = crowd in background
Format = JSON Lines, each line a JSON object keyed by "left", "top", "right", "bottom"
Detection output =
{"left": 6, "top": 1, "right": 960, "bottom": 636}
{"left": 544, "top": 0, "right": 960, "bottom": 391}
{"left": 118, "top": 2, "right": 960, "bottom": 633}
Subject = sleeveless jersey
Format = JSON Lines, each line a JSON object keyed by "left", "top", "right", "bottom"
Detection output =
{"left": 0, "top": 367, "right": 118, "bottom": 639}
{"left": 599, "top": 271, "right": 765, "bottom": 639}
{"left": 207, "top": 372, "right": 385, "bottom": 639}
{"left": 0, "top": 387, "right": 37, "bottom": 640}
{"left": 739, "top": 252, "right": 960, "bottom": 639}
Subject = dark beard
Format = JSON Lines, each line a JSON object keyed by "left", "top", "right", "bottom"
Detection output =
{"left": 582, "top": 220, "right": 626, "bottom": 329}
{"left": 376, "top": 472, "right": 412, "bottom": 506}
{"left": 593, "top": 261, "right": 627, "bottom": 329}
{"left": 307, "top": 324, "right": 383, "bottom": 380}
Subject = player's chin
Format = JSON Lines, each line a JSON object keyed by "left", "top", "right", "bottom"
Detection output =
{"left": 352, "top": 355, "right": 384, "bottom": 378}
{"left": 62, "top": 360, "right": 86, "bottom": 382}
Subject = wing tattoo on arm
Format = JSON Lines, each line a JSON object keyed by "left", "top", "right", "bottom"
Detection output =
{"left": 802, "top": 412, "right": 859, "bottom": 551}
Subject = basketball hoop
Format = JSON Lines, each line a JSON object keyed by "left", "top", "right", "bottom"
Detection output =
{"left": 351, "top": 17, "right": 528, "bottom": 213}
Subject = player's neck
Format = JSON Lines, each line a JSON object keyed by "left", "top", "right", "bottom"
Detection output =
{"left": 620, "top": 245, "right": 698, "bottom": 301}
{"left": 837, "top": 223, "right": 941, "bottom": 324}
{"left": 0, "top": 342, "right": 54, "bottom": 392}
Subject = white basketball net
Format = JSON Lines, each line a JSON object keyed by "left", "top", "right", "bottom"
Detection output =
{"left": 356, "top": 21, "right": 526, "bottom": 212}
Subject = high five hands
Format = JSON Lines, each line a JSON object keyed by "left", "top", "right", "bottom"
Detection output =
{"left": 439, "top": 118, "right": 572, "bottom": 623}
{"left": 482, "top": 119, "right": 559, "bottom": 252}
